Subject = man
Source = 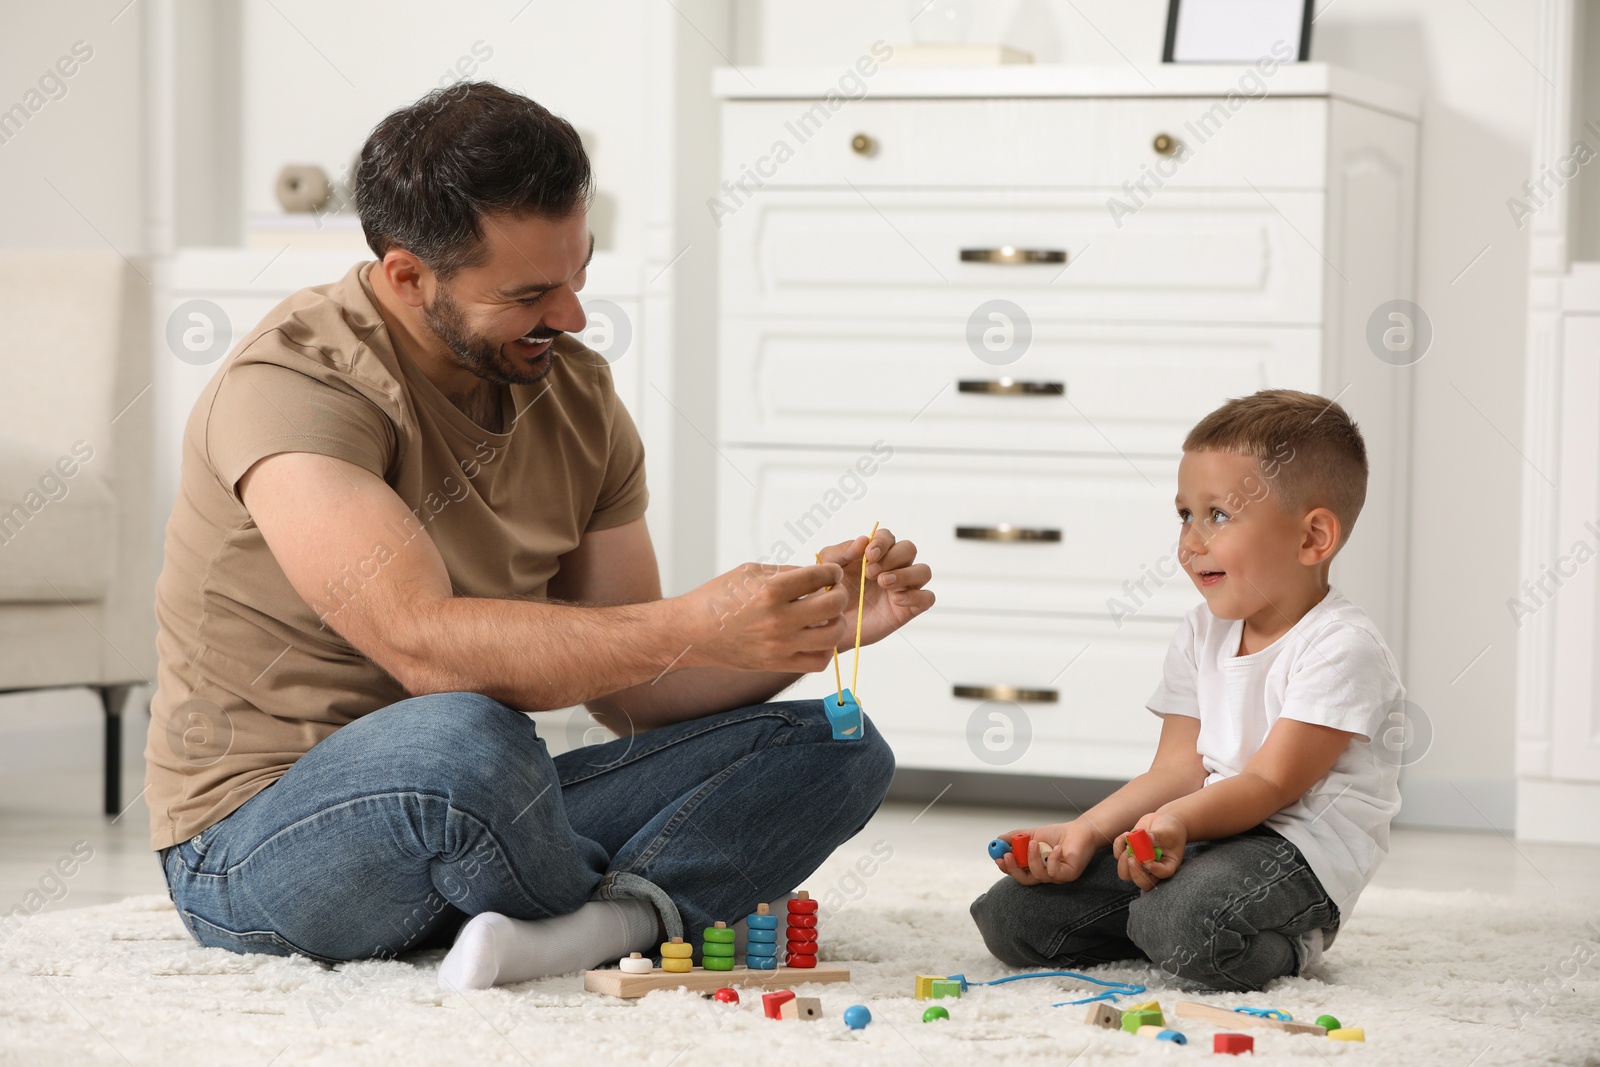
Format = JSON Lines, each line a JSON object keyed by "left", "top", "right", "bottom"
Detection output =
{"left": 145, "top": 82, "right": 932, "bottom": 989}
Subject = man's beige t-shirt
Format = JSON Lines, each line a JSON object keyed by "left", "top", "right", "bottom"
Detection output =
{"left": 145, "top": 262, "right": 648, "bottom": 850}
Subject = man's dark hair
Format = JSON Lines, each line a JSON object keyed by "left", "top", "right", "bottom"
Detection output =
{"left": 353, "top": 82, "right": 591, "bottom": 277}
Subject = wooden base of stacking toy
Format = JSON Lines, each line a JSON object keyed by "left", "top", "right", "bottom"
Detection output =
{"left": 582, "top": 963, "right": 852, "bottom": 999}
{"left": 1174, "top": 1001, "right": 1326, "bottom": 1036}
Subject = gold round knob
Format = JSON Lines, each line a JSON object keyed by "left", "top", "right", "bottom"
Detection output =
{"left": 1152, "top": 132, "right": 1180, "bottom": 157}
{"left": 850, "top": 133, "right": 876, "bottom": 156}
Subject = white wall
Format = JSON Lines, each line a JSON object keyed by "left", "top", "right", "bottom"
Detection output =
{"left": 730, "top": 0, "right": 1538, "bottom": 829}
{"left": 0, "top": 2, "right": 146, "bottom": 252}
{"left": 237, "top": 0, "right": 651, "bottom": 256}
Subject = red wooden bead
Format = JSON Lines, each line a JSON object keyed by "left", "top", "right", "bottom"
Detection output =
{"left": 786, "top": 927, "right": 818, "bottom": 943}
{"left": 790, "top": 939, "right": 826, "bottom": 954}
{"left": 788, "top": 897, "right": 820, "bottom": 915}
{"left": 786, "top": 953, "right": 817, "bottom": 968}
{"left": 1127, "top": 828, "right": 1158, "bottom": 864}
{"left": 1012, "top": 832, "right": 1032, "bottom": 867}
{"left": 712, "top": 987, "right": 740, "bottom": 1004}
{"left": 788, "top": 913, "right": 818, "bottom": 929}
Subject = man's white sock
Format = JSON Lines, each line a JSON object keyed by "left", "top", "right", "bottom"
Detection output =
{"left": 437, "top": 898, "right": 659, "bottom": 990}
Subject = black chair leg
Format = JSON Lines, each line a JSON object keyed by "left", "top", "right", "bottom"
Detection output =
{"left": 99, "top": 684, "right": 132, "bottom": 817}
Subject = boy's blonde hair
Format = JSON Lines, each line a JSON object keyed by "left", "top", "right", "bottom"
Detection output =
{"left": 1183, "top": 389, "right": 1369, "bottom": 550}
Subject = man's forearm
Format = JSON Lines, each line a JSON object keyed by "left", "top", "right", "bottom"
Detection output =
{"left": 586, "top": 665, "right": 805, "bottom": 733}
{"left": 392, "top": 594, "right": 695, "bottom": 712}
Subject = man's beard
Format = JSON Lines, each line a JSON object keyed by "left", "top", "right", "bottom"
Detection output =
{"left": 423, "top": 284, "right": 559, "bottom": 386}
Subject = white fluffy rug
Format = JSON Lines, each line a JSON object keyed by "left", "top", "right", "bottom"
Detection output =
{"left": 2, "top": 847, "right": 1597, "bottom": 1066}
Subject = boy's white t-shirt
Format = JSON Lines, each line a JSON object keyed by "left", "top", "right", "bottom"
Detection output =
{"left": 1145, "top": 586, "right": 1404, "bottom": 922}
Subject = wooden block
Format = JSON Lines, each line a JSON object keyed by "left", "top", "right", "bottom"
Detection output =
{"left": 1122, "top": 1009, "right": 1164, "bottom": 1033}
{"left": 914, "top": 974, "right": 941, "bottom": 1000}
{"left": 1174, "top": 1001, "right": 1326, "bottom": 1036}
{"left": 1328, "top": 1028, "right": 1364, "bottom": 1042}
{"left": 929, "top": 979, "right": 962, "bottom": 999}
{"left": 1084, "top": 1002, "right": 1123, "bottom": 1029}
{"left": 781, "top": 996, "right": 822, "bottom": 1021}
{"left": 763, "top": 990, "right": 795, "bottom": 1020}
{"left": 583, "top": 963, "right": 852, "bottom": 1000}
{"left": 1214, "top": 1033, "right": 1254, "bottom": 1055}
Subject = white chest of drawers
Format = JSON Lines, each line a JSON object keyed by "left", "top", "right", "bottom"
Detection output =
{"left": 713, "top": 64, "right": 1418, "bottom": 781}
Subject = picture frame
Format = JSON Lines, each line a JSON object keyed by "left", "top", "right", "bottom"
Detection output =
{"left": 1162, "top": 0, "right": 1314, "bottom": 63}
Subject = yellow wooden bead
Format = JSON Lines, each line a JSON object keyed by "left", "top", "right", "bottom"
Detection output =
{"left": 661, "top": 957, "right": 693, "bottom": 973}
{"left": 660, "top": 938, "right": 693, "bottom": 959}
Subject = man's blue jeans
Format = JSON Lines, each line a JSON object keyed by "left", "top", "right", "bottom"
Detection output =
{"left": 160, "top": 692, "right": 895, "bottom": 964}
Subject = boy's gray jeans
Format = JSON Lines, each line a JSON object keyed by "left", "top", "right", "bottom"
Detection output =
{"left": 970, "top": 824, "right": 1340, "bottom": 993}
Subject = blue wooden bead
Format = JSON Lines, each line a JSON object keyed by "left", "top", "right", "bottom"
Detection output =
{"left": 747, "top": 927, "right": 778, "bottom": 943}
{"left": 843, "top": 1005, "right": 872, "bottom": 1029}
{"left": 745, "top": 942, "right": 778, "bottom": 957}
{"left": 824, "top": 689, "right": 863, "bottom": 741}
{"left": 747, "top": 955, "right": 778, "bottom": 969}
{"left": 987, "top": 838, "right": 1011, "bottom": 860}
{"left": 747, "top": 913, "right": 780, "bottom": 931}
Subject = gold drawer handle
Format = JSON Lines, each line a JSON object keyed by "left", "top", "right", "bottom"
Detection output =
{"left": 953, "top": 684, "right": 1059, "bottom": 703}
{"left": 955, "top": 524, "right": 1062, "bottom": 543}
{"left": 851, "top": 133, "right": 877, "bottom": 156}
{"left": 958, "top": 378, "right": 1065, "bottom": 397}
{"left": 1153, "top": 132, "right": 1181, "bottom": 157}
{"left": 959, "top": 246, "right": 1067, "bottom": 265}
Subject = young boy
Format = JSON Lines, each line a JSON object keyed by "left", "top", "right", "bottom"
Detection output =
{"left": 970, "top": 389, "right": 1405, "bottom": 992}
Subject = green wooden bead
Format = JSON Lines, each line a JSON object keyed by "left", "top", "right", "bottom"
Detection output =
{"left": 702, "top": 956, "right": 735, "bottom": 970}
{"left": 702, "top": 941, "right": 735, "bottom": 958}
{"left": 922, "top": 1006, "right": 949, "bottom": 1022}
{"left": 1315, "top": 1015, "right": 1341, "bottom": 1032}
{"left": 703, "top": 925, "right": 736, "bottom": 944}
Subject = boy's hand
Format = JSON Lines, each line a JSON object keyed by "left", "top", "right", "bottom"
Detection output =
{"left": 1114, "top": 813, "right": 1188, "bottom": 891}
{"left": 994, "top": 822, "right": 1100, "bottom": 885}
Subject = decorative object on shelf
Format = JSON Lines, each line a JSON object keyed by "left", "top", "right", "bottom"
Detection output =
{"left": 1162, "top": 0, "right": 1312, "bottom": 64}
{"left": 274, "top": 164, "right": 333, "bottom": 213}
{"left": 897, "top": 0, "right": 1031, "bottom": 65}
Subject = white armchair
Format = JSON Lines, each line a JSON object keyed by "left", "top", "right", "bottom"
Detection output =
{"left": 0, "top": 250, "right": 157, "bottom": 814}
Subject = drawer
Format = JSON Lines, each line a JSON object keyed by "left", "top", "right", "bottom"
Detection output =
{"left": 784, "top": 610, "right": 1169, "bottom": 778}
{"left": 720, "top": 97, "right": 1329, "bottom": 190}
{"left": 719, "top": 190, "right": 1325, "bottom": 325}
{"left": 717, "top": 448, "right": 1201, "bottom": 621}
{"left": 718, "top": 319, "right": 1321, "bottom": 453}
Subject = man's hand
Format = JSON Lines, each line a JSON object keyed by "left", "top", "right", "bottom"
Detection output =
{"left": 995, "top": 821, "right": 1103, "bottom": 885}
{"left": 1114, "top": 812, "right": 1188, "bottom": 891}
{"left": 817, "top": 527, "right": 934, "bottom": 647}
{"left": 676, "top": 562, "right": 852, "bottom": 674}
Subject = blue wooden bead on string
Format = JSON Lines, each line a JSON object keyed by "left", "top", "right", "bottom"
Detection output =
{"left": 818, "top": 521, "right": 878, "bottom": 743}
{"left": 825, "top": 688, "right": 863, "bottom": 741}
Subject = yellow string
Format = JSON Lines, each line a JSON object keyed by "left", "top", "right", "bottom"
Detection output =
{"left": 818, "top": 552, "right": 844, "bottom": 704}
{"left": 851, "top": 521, "right": 879, "bottom": 698}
